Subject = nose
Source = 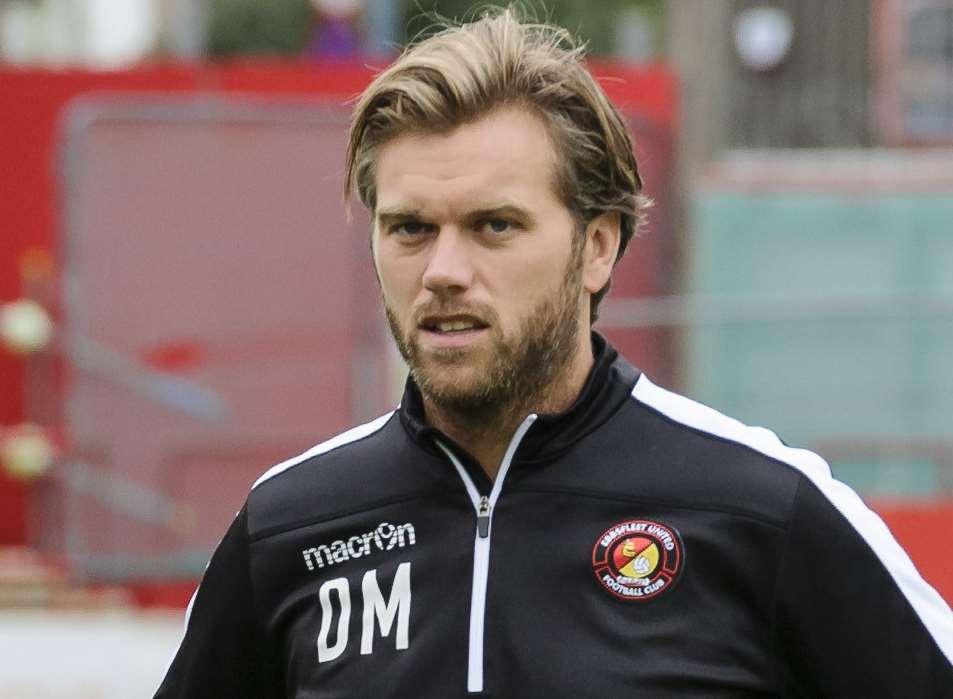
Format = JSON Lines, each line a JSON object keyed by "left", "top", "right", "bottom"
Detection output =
{"left": 421, "top": 227, "right": 474, "bottom": 295}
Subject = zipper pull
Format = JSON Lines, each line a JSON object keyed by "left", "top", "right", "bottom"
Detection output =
{"left": 477, "top": 496, "right": 491, "bottom": 538}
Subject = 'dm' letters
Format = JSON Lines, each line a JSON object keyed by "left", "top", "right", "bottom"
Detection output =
{"left": 317, "top": 562, "right": 412, "bottom": 663}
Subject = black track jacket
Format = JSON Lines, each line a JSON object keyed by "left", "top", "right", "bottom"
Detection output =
{"left": 156, "top": 334, "right": 953, "bottom": 697}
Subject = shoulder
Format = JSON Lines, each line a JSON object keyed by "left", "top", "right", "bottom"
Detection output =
{"left": 251, "top": 412, "right": 397, "bottom": 491}
{"left": 611, "top": 374, "right": 834, "bottom": 526}
{"left": 629, "top": 373, "right": 831, "bottom": 481}
{"left": 245, "top": 411, "right": 426, "bottom": 538}
{"left": 632, "top": 376, "right": 953, "bottom": 654}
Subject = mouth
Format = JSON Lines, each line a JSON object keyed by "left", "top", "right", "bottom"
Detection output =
{"left": 418, "top": 315, "right": 490, "bottom": 336}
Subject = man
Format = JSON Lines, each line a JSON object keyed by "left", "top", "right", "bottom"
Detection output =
{"left": 156, "top": 8, "right": 953, "bottom": 697}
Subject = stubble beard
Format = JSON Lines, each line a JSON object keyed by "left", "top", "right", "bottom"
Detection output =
{"left": 385, "top": 250, "right": 585, "bottom": 431}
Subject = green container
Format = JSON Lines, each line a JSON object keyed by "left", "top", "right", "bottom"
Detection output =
{"left": 687, "top": 189, "right": 953, "bottom": 497}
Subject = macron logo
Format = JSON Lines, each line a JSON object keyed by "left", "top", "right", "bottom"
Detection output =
{"left": 302, "top": 522, "right": 416, "bottom": 572}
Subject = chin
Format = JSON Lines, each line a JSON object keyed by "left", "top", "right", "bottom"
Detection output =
{"left": 413, "top": 361, "right": 500, "bottom": 405}
{"left": 417, "top": 364, "right": 482, "bottom": 394}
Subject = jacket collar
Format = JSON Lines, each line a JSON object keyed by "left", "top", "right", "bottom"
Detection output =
{"left": 397, "top": 332, "right": 641, "bottom": 467}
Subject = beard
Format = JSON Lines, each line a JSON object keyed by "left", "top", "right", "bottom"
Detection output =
{"left": 384, "top": 248, "right": 585, "bottom": 424}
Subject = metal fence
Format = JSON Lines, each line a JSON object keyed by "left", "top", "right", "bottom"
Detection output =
{"left": 35, "top": 97, "right": 393, "bottom": 581}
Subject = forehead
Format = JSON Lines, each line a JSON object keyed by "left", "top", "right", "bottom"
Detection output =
{"left": 374, "top": 106, "right": 563, "bottom": 215}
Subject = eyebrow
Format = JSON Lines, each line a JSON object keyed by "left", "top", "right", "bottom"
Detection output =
{"left": 376, "top": 207, "right": 424, "bottom": 228}
{"left": 376, "top": 204, "right": 537, "bottom": 228}
{"left": 464, "top": 205, "right": 537, "bottom": 228}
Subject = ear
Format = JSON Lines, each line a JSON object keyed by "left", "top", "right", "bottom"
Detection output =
{"left": 581, "top": 211, "right": 621, "bottom": 294}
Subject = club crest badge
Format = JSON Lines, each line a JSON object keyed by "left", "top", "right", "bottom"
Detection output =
{"left": 592, "top": 519, "right": 684, "bottom": 601}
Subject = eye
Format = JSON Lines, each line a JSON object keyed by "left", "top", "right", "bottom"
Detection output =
{"left": 391, "top": 220, "right": 435, "bottom": 236}
{"left": 477, "top": 218, "right": 515, "bottom": 235}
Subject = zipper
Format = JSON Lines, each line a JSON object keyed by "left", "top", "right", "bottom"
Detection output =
{"left": 477, "top": 496, "right": 491, "bottom": 538}
{"left": 436, "top": 413, "right": 538, "bottom": 694}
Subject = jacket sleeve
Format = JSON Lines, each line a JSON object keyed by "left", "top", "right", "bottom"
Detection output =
{"left": 154, "top": 505, "right": 283, "bottom": 698}
{"left": 772, "top": 474, "right": 953, "bottom": 697}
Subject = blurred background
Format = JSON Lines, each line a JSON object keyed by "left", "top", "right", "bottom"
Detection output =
{"left": 0, "top": 0, "right": 951, "bottom": 695}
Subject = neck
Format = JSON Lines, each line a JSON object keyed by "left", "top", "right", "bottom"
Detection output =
{"left": 424, "top": 337, "right": 594, "bottom": 480}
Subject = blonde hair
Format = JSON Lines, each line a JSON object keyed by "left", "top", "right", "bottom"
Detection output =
{"left": 344, "top": 6, "right": 651, "bottom": 321}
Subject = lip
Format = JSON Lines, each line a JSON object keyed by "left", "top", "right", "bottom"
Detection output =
{"left": 418, "top": 313, "right": 487, "bottom": 328}
{"left": 416, "top": 314, "right": 490, "bottom": 350}
{"left": 419, "top": 325, "right": 488, "bottom": 350}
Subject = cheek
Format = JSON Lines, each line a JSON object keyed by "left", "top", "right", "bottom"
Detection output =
{"left": 491, "top": 257, "right": 562, "bottom": 319}
{"left": 375, "top": 253, "right": 420, "bottom": 310}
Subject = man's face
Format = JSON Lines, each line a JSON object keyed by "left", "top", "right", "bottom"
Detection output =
{"left": 371, "top": 106, "right": 589, "bottom": 414}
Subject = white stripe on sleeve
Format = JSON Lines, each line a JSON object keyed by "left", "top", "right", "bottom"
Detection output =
{"left": 631, "top": 373, "right": 953, "bottom": 665}
{"left": 252, "top": 412, "right": 394, "bottom": 490}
